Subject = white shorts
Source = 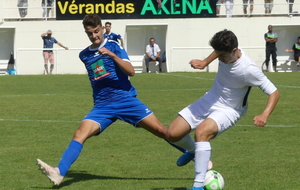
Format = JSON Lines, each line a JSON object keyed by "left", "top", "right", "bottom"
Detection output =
{"left": 178, "top": 98, "right": 241, "bottom": 137}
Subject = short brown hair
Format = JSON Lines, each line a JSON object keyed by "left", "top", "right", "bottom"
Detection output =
{"left": 82, "top": 14, "right": 102, "bottom": 28}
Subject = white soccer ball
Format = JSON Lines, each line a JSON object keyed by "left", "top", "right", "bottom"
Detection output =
{"left": 204, "top": 170, "right": 225, "bottom": 190}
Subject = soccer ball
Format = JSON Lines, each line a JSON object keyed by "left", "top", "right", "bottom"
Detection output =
{"left": 204, "top": 170, "right": 224, "bottom": 190}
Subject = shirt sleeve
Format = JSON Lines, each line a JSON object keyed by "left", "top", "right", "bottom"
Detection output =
{"left": 146, "top": 45, "right": 151, "bottom": 54}
{"left": 155, "top": 44, "right": 161, "bottom": 53}
{"left": 53, "top": 37, "right": 58, "bottom": 43}
{"left": 245, "top": 64, "right": 277, "bottom": 95}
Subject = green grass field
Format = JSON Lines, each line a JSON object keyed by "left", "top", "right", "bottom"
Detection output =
{"left": 0, "top": 72, "right": 299, "bottom": 190}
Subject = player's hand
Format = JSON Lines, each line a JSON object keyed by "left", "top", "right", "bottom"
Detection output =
{"left": 189, "top": 59, "right": 207, "bottom": 69}
{"left": 99, "top": 47, "right": 112, "bottom": 56}
{"left": 253, "top": 115, "right": 267, "bottom": 127}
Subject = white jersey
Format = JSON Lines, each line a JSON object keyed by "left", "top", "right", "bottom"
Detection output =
{"left": 201, "top": 50, "right": 277, "bottom": 116}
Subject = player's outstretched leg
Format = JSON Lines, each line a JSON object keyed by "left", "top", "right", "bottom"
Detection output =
{"left": 36, "top": 159, "right": 64, "bottom": 186}
{"left": 177, "top": 151, "right": 195, "bottom": 166}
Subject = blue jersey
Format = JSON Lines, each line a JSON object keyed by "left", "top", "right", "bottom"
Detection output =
{"left": 103, "top": 32, "right": 121, "bottom": 43}
{"left": 42, "top": 36, "right": 58, "bottom": 52}
{"left": 79, "top": 39, "right": 136, "bottom": 105}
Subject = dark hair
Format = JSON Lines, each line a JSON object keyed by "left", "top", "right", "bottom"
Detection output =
{"left": 105, "top": 22, "right": 111, "bottom": 26}
{"left": 298, "top": 36, "right": 300, "bottom": 40}
{"left": 209, "top": 29, "right": 238, "bottom": 52}
{"left": 149, "top": 37, "right": 155, "bottom": 41}
{"left": 82, "top": 14, "right": 102, "bottom": 28}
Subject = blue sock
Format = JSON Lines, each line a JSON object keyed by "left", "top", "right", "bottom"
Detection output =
{"left": 165, "top": 139, "right": 187, "bottom": 153}
{"left": 58, "top": 140, "right": 83, "bottom": 176}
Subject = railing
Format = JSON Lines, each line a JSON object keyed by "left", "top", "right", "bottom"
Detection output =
{"left": 16, "top": 48, "right": 85, "bottom": 75}
{"left": 216, "top": 1, "right": 300, "bottom": 17}
{"left": 2, "top": 0, "right": 300, "bottom": 21}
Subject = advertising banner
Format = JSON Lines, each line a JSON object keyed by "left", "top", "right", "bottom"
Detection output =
{"left": 56, "top": 0, "right": 216, "bottom": 20}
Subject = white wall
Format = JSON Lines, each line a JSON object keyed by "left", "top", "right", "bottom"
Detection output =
{"left": 1, "top": 16, "right": 300, "bottom": 74}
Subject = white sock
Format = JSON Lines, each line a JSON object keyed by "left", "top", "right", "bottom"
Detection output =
{"left": 171, "top": 134, "right": 195, "bottom": 153}
{"left": 193, "top": 142, "right": 211, "bottom": 187}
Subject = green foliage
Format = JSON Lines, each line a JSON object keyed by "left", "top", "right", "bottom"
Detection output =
{"left": 0, "top": 72, "right": 299, "bottom": 189}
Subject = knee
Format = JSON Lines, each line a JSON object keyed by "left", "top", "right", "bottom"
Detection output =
{"left": 165, "top": 129, "right": 184, "bottom": 142}
{"left": 195, "top": 127, "right": 217, "bottom": 142}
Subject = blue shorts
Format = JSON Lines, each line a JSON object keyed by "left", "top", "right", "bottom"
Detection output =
{"left": 83, "top": 96, "right": 153, "bottom": 134}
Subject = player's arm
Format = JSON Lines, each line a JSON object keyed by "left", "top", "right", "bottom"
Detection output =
{"left": 57, "top": 42, "right": 68, "bottom": 50}
{"left": 189, "top": 51, "right": 218, "bottom": 69}
{"left": 99, "top": 47, "right": 135, "bottom": 76}
{"left": 253, "top": 90, "right": 280, "bottom": 127}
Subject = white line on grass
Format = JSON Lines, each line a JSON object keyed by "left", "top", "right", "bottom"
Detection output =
{"left": 0, "top": 118, "right": 299, "bottom": 127}
{"left": 159, "top": 73, "right": 215, "bottom": 81}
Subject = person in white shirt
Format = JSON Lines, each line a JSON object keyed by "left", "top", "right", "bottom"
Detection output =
{"left": 166, "top": 29, "right": 280, "bottom": 190}
{"left": 145, "top": 38, "right": 163, "bottom": 72}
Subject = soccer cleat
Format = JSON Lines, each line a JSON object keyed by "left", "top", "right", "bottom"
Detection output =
{"left": 36, "top": 159, "right": 64, "bottom": 186}
{"left": 177, "top": 152, "right": 213, "bottom": 170}
{"left": 187, "top": 187, "right": 204, "bottom": 190}
{"left": 177, "top": 152, "right": 195, "bottom": 166}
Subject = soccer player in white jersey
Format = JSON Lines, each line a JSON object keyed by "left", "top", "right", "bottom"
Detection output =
{"left": 166, "top": 29, "right": 280, "bottom": 190}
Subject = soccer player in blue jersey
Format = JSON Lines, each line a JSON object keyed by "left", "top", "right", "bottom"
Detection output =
{"left": 36, "top": 14, "right": 190, "bottom": 186}
{"left": 103, "top": 21, "right": 124, "bottom": 47}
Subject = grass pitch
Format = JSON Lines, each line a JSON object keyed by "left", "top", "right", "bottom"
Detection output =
{"left": 0, "top": 72, "right": 299, "bottom": 190}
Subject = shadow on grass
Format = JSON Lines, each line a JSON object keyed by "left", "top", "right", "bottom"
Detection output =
{"left": 32, "top": 170, "right": 193, "bottom": 189}
{"left": 152, "top": 188, "right": 188, "bottom": 190}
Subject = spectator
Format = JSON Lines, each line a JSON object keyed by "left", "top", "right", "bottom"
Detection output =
{"left": 103, "top": 22, "right": 124, "bottom": 46}
{"left": 225, "top": 0, "right": 234, "bottom": 18}
{"left": 243, "top": 0, "right": 254, "bottom": 17}
{"left": 41, "top": 30, "right": 68, "bottom": 74}
{"left": 145, "top": 38, "right": 163, "bottom": 73}
{"left": 285, "top": 36, "right": 300, "bottom": 67}
{"left": 42, "top": 0, "right": 54, "bottom": 21}
{"left": 216, "top": 0, "right": 224, "bottom": 16}
{"left": 17, "top": 0, "right": 28, "bottom": 21}
{"left": 264, "top": 0, "right": 274, "bottom": 16}
{"left": 264, "top": 25, "right": 278, "bottom": 72}
{"left": 286, "top": 0, "right": 294, "bottom": 16}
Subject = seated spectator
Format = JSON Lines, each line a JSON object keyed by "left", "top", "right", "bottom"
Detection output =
{"left": 216, "top": 0, "right": 223, "bottom": 16}
{"left": 225, "top": 0, "right": 234, "bottom": 18}
{"left": 243, "top": 0, "right": 254, "bottom": 17}
{"left": 42, "top": 0, "right": 54, "bottom": 20}
{"left": 286, "top": 0, "right": 294, "bottom": 16}
{"left": 17, "top": 0, "right": 28, "bottom": 21}
{"left": 285, "top": 36, "right": 300, "bottom": 67}
{"left": 264, "top": 0, "right": 274, "bottom": 16}
{"left": 144, "top": 38, "right": 163, "bottom": 73}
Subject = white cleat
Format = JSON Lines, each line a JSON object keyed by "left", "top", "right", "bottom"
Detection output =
{"left": 36, "top": 159, "right": 64, "bottom": 186}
